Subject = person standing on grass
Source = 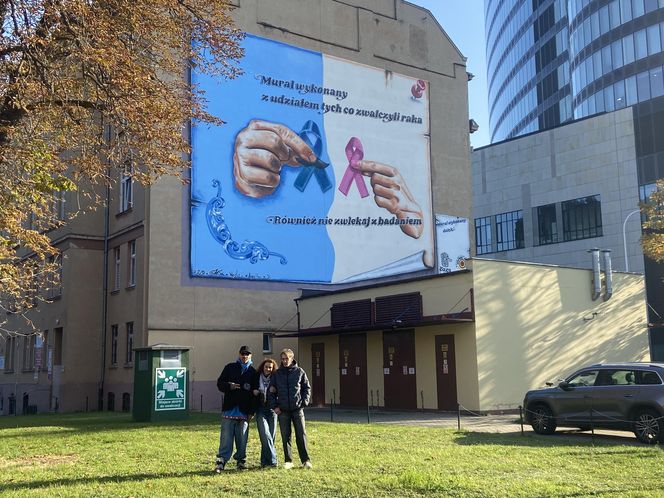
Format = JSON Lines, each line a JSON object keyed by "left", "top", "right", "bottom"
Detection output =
{"left": 255, "top": 358, "right": 279, "bottom": 468}
{"left": 268, "top": 348, "right": 313, "bottom": 469}
{"left": 214, "top": 345, "right": 258, "bottom": 473}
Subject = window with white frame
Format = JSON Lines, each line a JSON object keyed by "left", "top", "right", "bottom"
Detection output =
{"left": 111, "top": 325, "right": 119, "bottom": 365}
{"left": 113, "top": 247, "right": 121, "bottom": 291}
{"left": 128, "top": 240, "right": 136, "bottom": 288}
{"left": 125, "top": 322, "right": 134, "bottom": 364}
{"left": 120, "top": 162, "right": 133, "bottom": 213}
{"left": 263, "top": 333, "right": 273, "bottom": 353}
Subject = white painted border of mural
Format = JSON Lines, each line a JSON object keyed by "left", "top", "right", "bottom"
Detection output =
{"left": 190, "top": 35, "right": 434, "bottom": 284}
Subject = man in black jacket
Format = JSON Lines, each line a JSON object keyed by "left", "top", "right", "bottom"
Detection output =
{"left": 268, "top": 348, "right": 312, "bottom": 469}
{"left": 214, "top": 345, "right": 258, "bottom": 472}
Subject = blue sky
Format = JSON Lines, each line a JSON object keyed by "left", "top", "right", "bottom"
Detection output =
{"left": 410, "top": 0, "right": 490, "bottom": 147}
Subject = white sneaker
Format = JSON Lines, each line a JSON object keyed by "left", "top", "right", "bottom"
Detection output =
{"left": 302, "top": 461, "right": 313, "bottom": 469}
{"left": 283, "top": 462, "right": 294, "bottom": 469}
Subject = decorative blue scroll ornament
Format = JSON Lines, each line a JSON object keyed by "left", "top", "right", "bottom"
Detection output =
{"left": 206, "top": 180, "right": 287, "bottom": 265}
{"left": 293, "top": 120, "right": 333, "bottom": 193}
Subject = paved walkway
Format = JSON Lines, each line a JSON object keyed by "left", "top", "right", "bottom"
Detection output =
{"left": 304, "top": 407, "right": 650, "bottom": 445}
{"left": 305, "top": 407, "right": 521, "bottom": 433}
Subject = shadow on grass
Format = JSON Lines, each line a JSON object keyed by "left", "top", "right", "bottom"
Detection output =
{"left": 0, "top": 412, "right": 221, "bottom": 437}
{"left": 0, "top": 469, "right": 218, "bottom": 493}
{"left": 452, "top": 430, "right": 664, "bottom": 450}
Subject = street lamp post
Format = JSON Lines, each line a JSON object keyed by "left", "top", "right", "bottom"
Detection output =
{"left": 622, "top": 209, "right": 641, "bottom": 272}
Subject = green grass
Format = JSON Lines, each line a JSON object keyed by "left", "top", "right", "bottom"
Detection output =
{"left": 1, "top": 412, "right": 663, "bottom": 497}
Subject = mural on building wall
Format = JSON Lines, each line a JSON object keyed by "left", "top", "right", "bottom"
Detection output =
{"left": 191, "top": 34, "right": 434, "bottom": 283}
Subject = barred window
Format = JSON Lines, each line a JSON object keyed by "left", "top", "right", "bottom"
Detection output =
{"left": 562, "top": 195, "right": 602, "bottom": 241}
{"left": 474, "top": 216, "right": 493, "bottom": 254}
{"left": 495, "top": 210, "right": 524, "bottom": 251}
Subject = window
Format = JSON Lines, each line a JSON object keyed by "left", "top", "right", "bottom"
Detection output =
{"left": 113, "top": 247, "right": 121, "bottom": 292}
{"left": 125, "top": 322, "right": 134, "bottom": 364}
{"left": 111, "top": 325, "right": 119, "bottom": 366}
{"left": 120, "top": 161, "right": 133, "bottom": 213}
{"left": 4, "top": 336, "right": 16, "bottom": 372}
{"left": 536, "top": 204, "right": 558, "bottom": 245}
{"left": 52, "top": 191, "right": 66, "bottom": 221}
{"left": 46, "top": 255, "right": 62, "bottom": 300}
{"left": 22, "top": 335, "right": 36, "bottom": 371}
{"left": 127, "top": 240, "right": 136, "bottom": 288}
{"left": 474, "top": 216, "right": 492, "bottom": 254}
{"left": 640, "top": 182, "right": 657, "bottom": 202}
{"left": 495, "top": 210, "right": 524, "bottom": 251}
{"left": 562, "top": 195, "right": 603, "bottom": 241}
{"left": 596, "top": 369, "right": 637, "bottom": 386}
{"left": 567, "top": 370, "right": 598, "bottom": 387}
{"left": 263, "top": 333, "right": 273, "bottom": 354}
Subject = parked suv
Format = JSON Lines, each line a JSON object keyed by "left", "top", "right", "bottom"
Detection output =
{"left": 523, "top": 363, "right": 664, "bottom": 444}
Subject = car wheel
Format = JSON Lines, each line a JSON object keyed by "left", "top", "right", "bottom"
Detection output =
{"left": 633, "top": 408, "right": 662, "bottom": 444}
{"left": 530, "top": 404, "right": 557, "bottom": 435}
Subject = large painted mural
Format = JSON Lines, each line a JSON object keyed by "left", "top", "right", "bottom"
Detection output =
{"left": 190, "top": 35, "right": 434, "bottom": 283}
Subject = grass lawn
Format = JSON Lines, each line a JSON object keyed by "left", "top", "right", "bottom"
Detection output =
{"left": 1, "top": 412, "right": 663, "bottom": 497}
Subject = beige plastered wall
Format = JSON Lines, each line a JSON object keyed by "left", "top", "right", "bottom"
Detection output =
{"left": 145, "top": 0, "right": 470, "bottom": 384}
{"left": 472, "top": 258, "right": 649, "bottom": 412}
{"left": 296, "top": 270, "right": 480, "bottom": 410}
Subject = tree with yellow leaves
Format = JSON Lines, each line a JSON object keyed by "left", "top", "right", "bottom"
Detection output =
{"left": 642, "top": 179, "right": 664, "bottom": 263}
{"left": 0, "top": 0, "right": 243, "bottom": 323}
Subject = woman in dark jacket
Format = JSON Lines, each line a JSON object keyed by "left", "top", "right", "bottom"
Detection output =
{"left": 255, "top": 358, "right": 279, "bottom": 467}
{"left": 268, "top": 348, "right": 312, "bottom": 469}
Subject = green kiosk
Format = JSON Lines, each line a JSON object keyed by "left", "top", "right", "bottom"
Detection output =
{"left": 133, "top": 344, "right": 190, "bottom": 422}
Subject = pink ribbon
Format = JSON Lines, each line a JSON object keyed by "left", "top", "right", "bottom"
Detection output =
{"left": 338, "top": 137, "right": 369, "bottom": 198}
{"left": 411, "top": 79, "right": 426, "bottom": 98}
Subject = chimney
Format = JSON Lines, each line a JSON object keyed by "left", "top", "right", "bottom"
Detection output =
{"left": 589, "top": 248, "right": 601, "bottom": 301}
{"left": 602, "top": 249, "right": 613, "bottom": 301}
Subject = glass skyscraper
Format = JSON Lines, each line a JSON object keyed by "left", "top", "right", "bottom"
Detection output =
{"left": 486, "top": 0, "right": 664, "bottom": 143}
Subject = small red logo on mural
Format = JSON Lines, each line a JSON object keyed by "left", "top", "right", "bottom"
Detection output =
{"left": 411, "top": 80, "right": 426, "bottom": 99}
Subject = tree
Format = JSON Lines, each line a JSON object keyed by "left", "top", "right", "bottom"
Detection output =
{"left": 641, "top": 179, "right": 664, "bottom": 263}
{"left": 0, "top": 0, "right": 243, "bottom": 328}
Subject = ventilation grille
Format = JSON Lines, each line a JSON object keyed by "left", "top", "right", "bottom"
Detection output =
{"left": 331, "top": 299, "right": 373, "bottom": 329}
{"left": 375, "top": 292, "right": 422, "bottom": 324}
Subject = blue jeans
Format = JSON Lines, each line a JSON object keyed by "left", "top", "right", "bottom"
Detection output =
{"left": 278, "top": 408, "right": 310, "bottom": 463}
{"left": 256, "top": 405, "right": 278, "bottom": 466}
{"left": 217, "top": 417, "right": 249, "bottom": 464}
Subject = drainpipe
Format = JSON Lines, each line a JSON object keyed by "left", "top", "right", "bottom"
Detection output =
{"left": 99, "top": 133, "right": 111, "bottom": 411}
{"left": 588, "top": 248, "right": 601, "bottom": 301}
{"left": 602, "top": 249, "right": 613, "bottom": 301}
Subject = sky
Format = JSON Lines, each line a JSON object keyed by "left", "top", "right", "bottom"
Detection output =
{"left": 409, "top": 1, "right": 490, "bottom": 147}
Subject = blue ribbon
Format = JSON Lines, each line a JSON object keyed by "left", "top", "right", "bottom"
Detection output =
{"left": 293, "top": 120, "right": 332, "bottom": 193}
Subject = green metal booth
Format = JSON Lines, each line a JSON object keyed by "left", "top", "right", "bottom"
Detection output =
{"left": 132, "top": 344, "right": 190, "bottom": 422}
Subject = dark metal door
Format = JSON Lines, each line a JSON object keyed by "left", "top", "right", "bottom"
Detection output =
{"left": 435, "top": 334, "right": 458, "bottom": 411}
{"left": 311, "top": 343, "right": 326, "bottom": 407}
{"left": 383, "top": 330, "right": 417, "bottom": 409}
{"left": 339, "top": 334, "right": 367, "bottom": 407}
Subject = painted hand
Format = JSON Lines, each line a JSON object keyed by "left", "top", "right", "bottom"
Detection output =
{"left": 356, "top": 160, "right": 424, "bottom": 239}
{"left": 233, "top": 120, "right": 317, "bottom": 198}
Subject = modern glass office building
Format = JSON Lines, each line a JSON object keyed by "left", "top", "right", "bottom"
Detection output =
{"left": 486, "top": 0, "right": 664, "bottom": 143}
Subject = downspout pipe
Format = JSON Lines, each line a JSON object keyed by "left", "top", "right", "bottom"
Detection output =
{"left": 602, "top": 249, "right": 613, "bottom": 301}
{"left": 589, "top": 248, "right": 601, "bottom": 301}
